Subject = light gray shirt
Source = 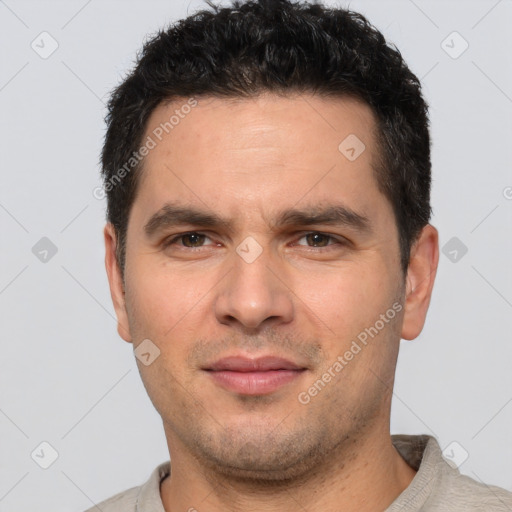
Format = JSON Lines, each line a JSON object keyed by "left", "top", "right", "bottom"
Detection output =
{"left": 85, "top": 435, "right": 512, "bottom": 511}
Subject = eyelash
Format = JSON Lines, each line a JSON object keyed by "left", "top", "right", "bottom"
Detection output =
{"left": 163, "top": 231, "right": 346, "bottom": 251}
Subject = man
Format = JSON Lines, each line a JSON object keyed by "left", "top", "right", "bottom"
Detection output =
{"left": 88, "top": 0, "right": 512, "bottom": 510}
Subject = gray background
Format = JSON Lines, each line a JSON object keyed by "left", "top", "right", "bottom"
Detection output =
{"left": 1, "top": 0, "right": 511, "bottom": 510}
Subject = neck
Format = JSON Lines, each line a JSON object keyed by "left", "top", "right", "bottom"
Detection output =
{"left": 160, "top": 428, "right": 416, "bottom": 512}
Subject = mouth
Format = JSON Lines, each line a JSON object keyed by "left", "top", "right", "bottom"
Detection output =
{"left": 203, "top": 355, "right": 307, "bottom": 395}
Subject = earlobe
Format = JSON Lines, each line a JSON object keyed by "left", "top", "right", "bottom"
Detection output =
{"left": 401, "top": 224, "right": 439, "bottom": 341}
{"left": 104, "top": 224, "right": 133, "bottom": 343}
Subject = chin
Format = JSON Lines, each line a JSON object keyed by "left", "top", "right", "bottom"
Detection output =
{"left": 189, "top": 425, "right": 333, "bottom": 484}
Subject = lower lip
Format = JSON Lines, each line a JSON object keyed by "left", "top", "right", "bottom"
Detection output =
{"left": 206, "top": 369, "right": 305, "bottom": 395}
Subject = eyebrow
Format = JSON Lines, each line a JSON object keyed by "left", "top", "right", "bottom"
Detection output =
{"left": 273, "top": 205, "right": 371, "bottom": 233}
{"left": 144, "top": 201, "right": 372, "bottom": 237}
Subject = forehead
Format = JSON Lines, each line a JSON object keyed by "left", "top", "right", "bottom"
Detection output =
{"left": 144, "top": 92, "right": 377, "bottom": 161}
{"left": 134, "top": 93, "right": 387, "bottom": 226}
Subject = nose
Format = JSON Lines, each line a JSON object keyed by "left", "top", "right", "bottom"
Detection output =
{"left": 214, "top": 246, "right": 294, "bottom": 330}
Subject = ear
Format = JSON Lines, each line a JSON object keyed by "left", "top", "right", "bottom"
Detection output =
{"left": 104, "top": 223, "right": 132, "bottom": 343}
{"left": 401, "top": 224, "right": 439, "bottom": 341}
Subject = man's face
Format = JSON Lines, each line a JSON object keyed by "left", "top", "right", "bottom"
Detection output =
{"left": 110, "top": 93, "right": 409, "bottom": 479}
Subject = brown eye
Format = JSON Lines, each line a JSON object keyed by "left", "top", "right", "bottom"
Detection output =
{"left": 303, "top": 233, "right": 332, "bottom": 247}
{"left": 164, "top": 232, "right": 211, "bottom": 249}
{"left": 180, "top": 233, "right": 206, "bottom": 247}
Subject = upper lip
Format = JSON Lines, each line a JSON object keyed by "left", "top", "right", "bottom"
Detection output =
{"left": 204, "top": 356, "right": 305, "bottom": 372}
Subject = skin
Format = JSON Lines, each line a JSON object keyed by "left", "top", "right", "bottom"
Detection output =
{"left": 104, "top": 93, "right": 439, "bottom": 512}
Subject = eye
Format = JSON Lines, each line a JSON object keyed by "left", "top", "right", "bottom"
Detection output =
{"left": 295, "top": 232, "right": 342, "bottom": 248}
{"left": 164, "top": 232, "right": 214, "bottom": 249}
{"left": 162, "top": 231, "right": 346, "bottom": 252}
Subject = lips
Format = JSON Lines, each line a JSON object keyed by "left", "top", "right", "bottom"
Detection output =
{"left": 206, "top": 356, "right": 304, "bottom": 372}
{"left": 203, "top": 356, "right": 306, "bottom": 395}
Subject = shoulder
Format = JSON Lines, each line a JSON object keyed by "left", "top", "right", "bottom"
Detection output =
{"left": 82, "top": 485, "right": 140, "bottom": 512}
{"left": 82, "top": 460, "right": 170, "bottom": 512}
{"left": 430, "top": 471, "right": 512, "bottom": 510}
{"left": 390, "top": 435, "right": 512, "bottom": 511}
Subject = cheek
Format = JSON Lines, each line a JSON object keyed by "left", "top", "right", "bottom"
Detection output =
{"left": 125, "top": 267, "right": 201, "bottom": 391}
{"left": 125, "top": 259, "right": 206, "bottom": 341}
{"left": 294, "top": 264, "right": 393, "bottom": 335}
